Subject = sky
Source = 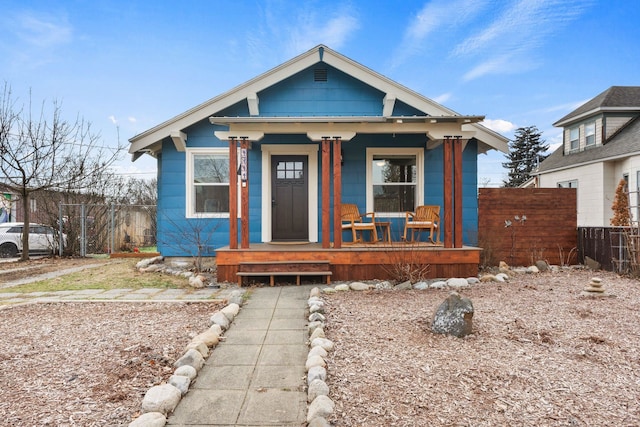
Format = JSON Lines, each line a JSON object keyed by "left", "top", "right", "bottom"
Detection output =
{"left": 1, "top": 0, "right": 638, "bottom": 186}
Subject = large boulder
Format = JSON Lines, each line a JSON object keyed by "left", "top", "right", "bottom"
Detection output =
{"left": 431, "top": 292, "right": 474, "bottom": 338}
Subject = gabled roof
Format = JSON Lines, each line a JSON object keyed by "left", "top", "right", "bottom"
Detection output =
{"left": 129, "top": 45, "right": 508, "bottom": 158}
{"left": 536, "top": 115, "right": 640, "bottom": 174}
{"left": 554, "top": 86, "right": 640, "bottom": 127}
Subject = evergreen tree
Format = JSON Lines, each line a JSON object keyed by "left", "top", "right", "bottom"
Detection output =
{"left": 502, "top": 126, "right": 549, "bottom": 187}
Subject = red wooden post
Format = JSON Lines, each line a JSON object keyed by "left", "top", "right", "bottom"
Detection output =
{"left": 321, "top": 138, "right": 331, "bottom": 248}
{"left": 443, "top": 136, "right": 453, "bottom": 248}
{"left": 333, "top": 138, "right": 342, "bottom": 249}
{"left": 240, "top": 138, "right": 250, "bottom": 249}
{"left": 228, "top": 138, "right": 238, "bottom": 249}
{"left": 454, "top": 136, "right": 463, "bottom": 248}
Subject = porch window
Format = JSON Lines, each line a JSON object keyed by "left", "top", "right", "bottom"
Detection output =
{"left": 366, "top": 148, "right": 423, "bottom": 215}
{"left": 585, "top": 122, "right": 596, "bottom": 147}
{"left": 187, "top": 149, "right": 230, "bottom": 217}
{"left": 569, "top": 128, "right": 579, "bottom": 151}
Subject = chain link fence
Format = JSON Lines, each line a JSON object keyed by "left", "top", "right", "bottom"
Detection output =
{"left": 59, "top": 204, "right": 156, "bottom": 256}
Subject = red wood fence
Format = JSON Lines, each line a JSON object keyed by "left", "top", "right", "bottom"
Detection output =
{"left": 478, "top": 188, "right": 577, "bottom": 266}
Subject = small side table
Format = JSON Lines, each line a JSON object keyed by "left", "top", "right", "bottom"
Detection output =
{"left": 375, "top": 221, "right": 392, "bottom": 243}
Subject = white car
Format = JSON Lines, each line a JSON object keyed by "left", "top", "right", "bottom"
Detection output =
{"left": 0, "top": 222, "right": 65, "bottom": 258}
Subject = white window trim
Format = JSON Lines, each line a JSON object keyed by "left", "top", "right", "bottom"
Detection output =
{"left": 366, "top": 147, "right": 424, "bottom": 218}
{"left": 185, "top": 147, "right": 239, "bottom": 219}
{"left": 261, "top": 144, "right": 319, "bottom": 243}
{"left": 585, "top": 122, "right": 596, "bottom": 146}
{"left": 569, "top": 127, "right": 579, "bottom": 151}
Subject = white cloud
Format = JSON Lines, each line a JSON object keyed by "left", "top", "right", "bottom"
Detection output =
{"left": 391, "top": 0, "right": 488, "bottom": 68}
{"left": 128, "top": 117, "right": 137, "bottom": 123}
{"left": 454, "top": 0, "right": 594, "bottom": 80}
{"left": 285, "top": 8, "right": 359, "bottom": 57}
{"left": 108, "top": 115, "right": 117, "bottom": 125}
{"left": 482, "top": 118, "right": 517, "bottom": 134}
{"left": 15, "top": 12, "right": 72, "bottom": 48}
{"left": 432, "top": 92, "right": 451, "bottom": 104}
{"left": 246, "top": 3, "right": 359, "bottom": 66}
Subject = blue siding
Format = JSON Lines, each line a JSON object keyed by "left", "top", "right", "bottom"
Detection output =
{"left": 462, "top": 139, "right": 479, "bottom": 245}
{"left": 156, "top": 121, "right": 235, "bottom": 257}
{"left": 259, "top": 64, "right": 384, "bottom": 116}
{"left": 392, "top": 100, "right": 427, "bottom": 117}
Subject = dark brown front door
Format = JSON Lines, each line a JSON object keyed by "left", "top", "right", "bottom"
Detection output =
{"left": 271, "top": 155, "right": 308, "bottom": 241}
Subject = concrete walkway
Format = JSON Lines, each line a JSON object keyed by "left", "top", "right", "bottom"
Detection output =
{"left": 167, "top": 285, "right": 312, "bottom": 426}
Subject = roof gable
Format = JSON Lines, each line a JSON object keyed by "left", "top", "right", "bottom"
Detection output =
{"left": 129, "top": 45, "right": 507, "bottom": 157}
{"left": 257, "top": 64, "right": 385, "bottom": 116}
{"left": 537, "top": 115, "right": 640, "bottom": 174}
{"left": 554, "top": 86, "right": 640, "bottom": 127}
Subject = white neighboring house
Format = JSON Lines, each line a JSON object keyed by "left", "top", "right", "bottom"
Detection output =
{"left": 533, "top": 86, "right": 640, "bottom": 227}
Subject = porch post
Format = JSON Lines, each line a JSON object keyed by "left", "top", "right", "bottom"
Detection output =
{"left": 333, "top": 137, "right": 342, "bottom": 249}
{"left": 240, "top": 137, "right": 250, "bottom": 249}
{"left": 321, "top": 138, "right": 331, "bottom": 248}
{"left": 443, "top": 136, "right": 453, "bottom": 248}
{"left": 453, "top": 136, "right": 463, "bottom": 248}
{"left": 228, "top": 137, "right": 238, "bottom": 249}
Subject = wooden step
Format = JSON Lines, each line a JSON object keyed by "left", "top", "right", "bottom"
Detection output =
{"left": 237, "top": 260, "right": 332, "bottom": 286}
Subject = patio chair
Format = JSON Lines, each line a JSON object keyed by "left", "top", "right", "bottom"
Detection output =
{"left": 403, "top": 205, "right": 441, "bottom": 243}
{"left": 341, "top": 203, "right": 378, "bottom": 243}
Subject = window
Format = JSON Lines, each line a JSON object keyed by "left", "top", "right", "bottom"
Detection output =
{"left": 585, "top": 122, "right": 595, "bottom": 146}
{"left": 569, "top": 128, "right": 579, "bottom": 150}
{"left": 367, "top": 148, "right": 423, "bottom": 215}
{"left": 557, "top": 180, "right": 578, "bottom": 188}
{"left": 187, "top": 149, "right": 230, "bottom": 217}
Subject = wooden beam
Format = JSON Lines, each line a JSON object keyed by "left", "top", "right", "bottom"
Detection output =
{"left": 240, "top": 138, "right": 250, "bottom": 249}
{"left": 333, "top": 138, "right": 342, "bottom": 249}
{"left": 454, "top": 137, "right": 463, "bottom": 248}
{"left": 443, "top": 137, "right": 453, "bottom": 248}
{"left": 321, "top": 139, "right": 331, "bottom": 248}
{"left": 228, "top": 138, "right": 238, "bottom": 249}
{"left": 170, "top": 131, "right": 187, "bottom": 152}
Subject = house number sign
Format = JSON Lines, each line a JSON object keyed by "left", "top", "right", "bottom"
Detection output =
{"left": 240, "top": 148, "right": 248, "bottom": 187}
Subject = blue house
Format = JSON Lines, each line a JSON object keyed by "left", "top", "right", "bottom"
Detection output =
{"left": 129, "top": 45, "right": 508, "bottom": 282}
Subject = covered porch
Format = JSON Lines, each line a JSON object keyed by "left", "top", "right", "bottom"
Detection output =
{"left": 216, "top": 242, "right": 482, "bottom": 284}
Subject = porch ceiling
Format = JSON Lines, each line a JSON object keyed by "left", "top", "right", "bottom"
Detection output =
{"left": 209, "top": 115, "right": 484, "bottom": 125}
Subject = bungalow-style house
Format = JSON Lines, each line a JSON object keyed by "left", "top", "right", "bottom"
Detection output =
{"left": 534, "top": 86, "right": 640, "bottom": 226}
{"left": 129, "top": 45, "right": 508, "bottom": 281}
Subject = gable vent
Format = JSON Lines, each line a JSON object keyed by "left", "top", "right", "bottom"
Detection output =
{"left": 314, "top": 68, "right": 328, "bottom": 82}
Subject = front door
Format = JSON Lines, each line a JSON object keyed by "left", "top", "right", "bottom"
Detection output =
{"left": 271, "top": 155, "right": 308, "bottom": 241}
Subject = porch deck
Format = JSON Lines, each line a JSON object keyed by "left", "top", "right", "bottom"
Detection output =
{"left": 216, "top": 242, "right": 482, "bottom": 284}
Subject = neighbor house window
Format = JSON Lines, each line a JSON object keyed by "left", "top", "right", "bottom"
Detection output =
{"left": 557, "top": 180, "right": 578, "bottom": 188}
{"left": 367, "top": 148, "right": 423, "bottom": 215}
{"left": 570, "top": 128, "right": 579, "bottom": 150}
{"left": 187, "top": 149, "right": 230, "bottom": 217}
{"left": 585, "top": 122, "right": 596, "bottom": 146}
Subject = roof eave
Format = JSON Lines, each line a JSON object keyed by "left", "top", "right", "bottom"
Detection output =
{"left": 554, "top": 106, "right": 640, "bottom": 127}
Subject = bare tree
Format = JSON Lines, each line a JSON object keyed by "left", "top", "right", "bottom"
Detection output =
{"left": 0, "top": 83, "right": 123, "bottom": 260}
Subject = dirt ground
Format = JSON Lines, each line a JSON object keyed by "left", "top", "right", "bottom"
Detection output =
{"left": 1, "top": 259, "right": 638, "bottom": 426}
{"left": 0, "top": 301, "right": 222, "bottom": 426}
{"left": 322, "top": 268, "right": 640, "bottom": 426}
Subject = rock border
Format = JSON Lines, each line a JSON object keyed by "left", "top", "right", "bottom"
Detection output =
{"left": 128, "top": 289, "right": 245, "bottom": 427}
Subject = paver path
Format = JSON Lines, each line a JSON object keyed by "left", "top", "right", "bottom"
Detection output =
{"left": 167, "top": 285, "right": 311, "bottom": 426}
